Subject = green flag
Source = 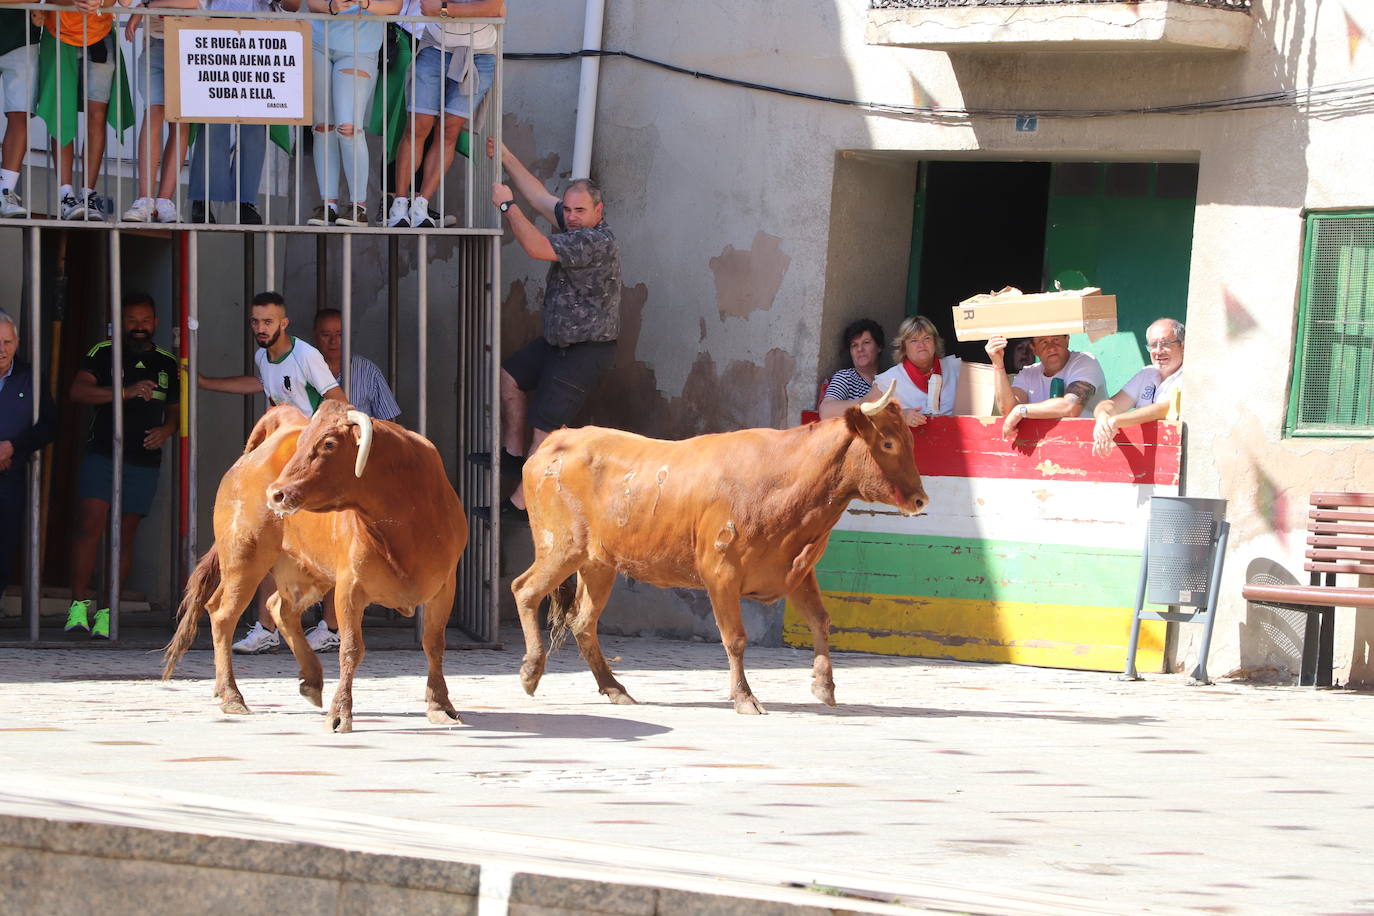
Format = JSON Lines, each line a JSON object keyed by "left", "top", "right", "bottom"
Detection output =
{"left": 35, "top": 31, "right": 135, "bottom": 146}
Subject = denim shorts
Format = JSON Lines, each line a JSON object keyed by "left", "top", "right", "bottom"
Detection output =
{"left": 78, "top": 451, "right": 162, "bottom": 517}
{"left": 408, "top": 48, "right": 494, "bottom": 119}
{"left": 71, "top": 36, "right": 115, "bottom": 106}
{"left": 0, "top": 44, "right": 34, "bottom": 114}
{"left": 131, "top": 37, "right": 167, "bottom": 107}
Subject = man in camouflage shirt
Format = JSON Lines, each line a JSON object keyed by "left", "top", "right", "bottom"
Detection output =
{"left": 485, "top": 146, "right": 621, "bottom": 520}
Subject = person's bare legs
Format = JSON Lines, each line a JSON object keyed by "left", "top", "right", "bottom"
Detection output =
{"left": 3, "top": 111, "right": 27, "bottom": 173}
{"left": 82, "top": 101, "right": 109, "bottom": 191}
{"left": 508, "top": 429, "right": 549, "bottom": 511}
{"left": 155, "top": 119, "right": 192, "bottom": 201}
{"left": 134, "top": 104, "right": 164, "bottom": 199}
{"left": 391, "top": 113, "right": 436, "bottom": 200}
{"left": 415, "top": 113, "right": 468, "bottom": 202}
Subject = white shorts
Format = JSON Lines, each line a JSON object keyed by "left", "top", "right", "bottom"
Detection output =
{"left": 0, "top": 43, "right": 34, "bottom": 115}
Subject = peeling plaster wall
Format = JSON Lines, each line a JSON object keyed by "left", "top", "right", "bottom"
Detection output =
{"left": 507, "top": 1, "right": 1374, "bottom": 672}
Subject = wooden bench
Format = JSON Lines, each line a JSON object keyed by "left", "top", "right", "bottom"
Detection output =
{"left": 1241, "top": 491, "right": 1374, "bottom": 687}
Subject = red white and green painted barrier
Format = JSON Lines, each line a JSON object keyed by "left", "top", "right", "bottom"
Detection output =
{"left": 785, "top": 416, "right": 1181, "bottom": 672}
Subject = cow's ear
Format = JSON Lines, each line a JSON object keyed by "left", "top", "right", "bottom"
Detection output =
{"left": 269, "top": 431, "right": 303, "bottom": 474}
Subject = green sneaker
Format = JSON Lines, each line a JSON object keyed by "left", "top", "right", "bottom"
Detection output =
{"left": 91, "top": 608, "right": 111, "bottom": 640}
{"left": 64, "top": 600, "right": 91, "bottom": 633}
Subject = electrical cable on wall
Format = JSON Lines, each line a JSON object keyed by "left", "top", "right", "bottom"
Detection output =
{"left": 504, "top": 48, "right": 1374, "bottom": 122}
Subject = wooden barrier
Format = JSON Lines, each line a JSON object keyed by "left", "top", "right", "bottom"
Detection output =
{"left": 784, "top": 416, "right": 1181, "bottom": 672}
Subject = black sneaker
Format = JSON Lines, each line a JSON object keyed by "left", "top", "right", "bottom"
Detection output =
{"left": 467, "top": 449, "right": 525, "bottom": 472}
{"left": 189, "top": 201, "right": 216, "bottom": 224}
{"left": 238, "top": 202, "right": 263, "bottom": 225}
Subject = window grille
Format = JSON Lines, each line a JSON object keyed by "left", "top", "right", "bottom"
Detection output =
{"left": 1288, "top": 212, "right": 1374, "bottom": 436}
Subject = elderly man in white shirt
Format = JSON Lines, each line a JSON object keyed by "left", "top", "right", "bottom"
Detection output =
{"left": 1091, "top": 317, "right": 1185, "bottom": 457}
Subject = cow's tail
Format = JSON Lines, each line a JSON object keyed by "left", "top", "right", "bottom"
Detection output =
{"left": 161, "top": 548, "right": 220, "bottom": 680}
{"left": 546, "top": 575, "right": 577, "bottom": 652}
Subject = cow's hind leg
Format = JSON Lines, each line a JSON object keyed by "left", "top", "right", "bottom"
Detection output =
{"left": 790, "top": 571, "right": 836, "bottom": 707}
{"left": 421, "top": 572, "right": 462, "bottom": 725}
{"left": 206, "top": 575, "right": 259, "bottom": 715}
{"left": 567, "top": 564, "right": 635, "bottom": 705}
{"left": 706, "top": 582, "right": 765, "bottom": 715}
{"left": 510, "top": 552, "right": 581, "bottom": 696}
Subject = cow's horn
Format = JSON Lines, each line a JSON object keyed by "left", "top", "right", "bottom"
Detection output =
{"left": 860, "top": 380, "right": 897, "bottom": 416}
{"left": 347, "top": 409, "right": 373, "bottom": 477}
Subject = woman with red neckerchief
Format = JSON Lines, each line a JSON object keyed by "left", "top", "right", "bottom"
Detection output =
{"left": 869, "top": 315, "right": 962, "bottom": 427}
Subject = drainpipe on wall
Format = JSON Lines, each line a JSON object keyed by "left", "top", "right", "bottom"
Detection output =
{"left": 571, "top": 0, "right": 606, "bottom": 180}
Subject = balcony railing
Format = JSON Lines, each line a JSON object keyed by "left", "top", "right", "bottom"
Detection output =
{"left": 868, "top": 0, "right": 1253, "bottom": 52}
{"left": 0, "top": 1, "right": 503, "bottom": 232}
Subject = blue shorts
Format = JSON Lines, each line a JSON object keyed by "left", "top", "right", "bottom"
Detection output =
{"left": 131, "top": 37, "right": 167, "bottom": 107}
{"left": 78, "top": 452, "right": 162, "bottom": 517}
{"left": 408, "top": 48, "right": 494, "bottom": 119}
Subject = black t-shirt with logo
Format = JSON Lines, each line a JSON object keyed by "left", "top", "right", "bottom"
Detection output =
{"left": 81, "top": 341, "right": 181, "bottom": 468}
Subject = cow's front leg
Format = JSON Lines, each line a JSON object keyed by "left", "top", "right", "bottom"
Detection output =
{"left": 325, "top": 579, "right": 366, "bottom": 733}
{"left": 706, "top": 582, "right": 764, "bottom": 715}
{"left": 270, "top": 577, "right": 325, "bottom": 708}
{"left": 789, "top": 570, "right": 836, "bottom": 707}
{"left": 207, "top": 577, "right": 261, "bottom": 715}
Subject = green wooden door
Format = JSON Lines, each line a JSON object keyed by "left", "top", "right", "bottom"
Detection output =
{"left": 1042, "top": 162, "right": 1199, "bottom": 394}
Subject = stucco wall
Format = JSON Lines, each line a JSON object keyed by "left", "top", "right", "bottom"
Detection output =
{"left": 497, "top": 0, "right": 1374, "bottom": 678}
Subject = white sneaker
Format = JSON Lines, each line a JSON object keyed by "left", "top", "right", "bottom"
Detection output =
{"left": 62, "top": 191, "right": 100, "bottom": 221}
{"left": 305, "top": 620, "right": 340, "bottom": 653}
{"left": 154, "top": 198, "right": 178, "bottom": 223}
{"left": 0, "top": 188, "right": 27, "bottom": 218}
{"left": 122, "top": 197, "right": 155, "bottom": 222}
{"left": 409, "top": 196, "right": 435, "bottom": 228}
{"left": 231, "top": 621, "right": 281, "bottom": 655}
{"left": 385, "top": 196, "right": 410, "bottom": 228}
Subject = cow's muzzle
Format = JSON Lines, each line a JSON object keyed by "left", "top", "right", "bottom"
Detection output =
{"left": 898, "top": 488, "right": 929, "bottom": 517}
{"left": 266, "top": 486, "right": 300, "bottom": 517}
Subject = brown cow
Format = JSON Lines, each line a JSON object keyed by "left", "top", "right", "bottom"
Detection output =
{"left": 512, "top": 382, "right": 927, "bottom": 715}
{"left": 162, "top": 401, "right": 469, "bottom": 733}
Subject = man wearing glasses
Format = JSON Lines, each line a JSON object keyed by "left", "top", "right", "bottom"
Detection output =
{"left": 1090, "top": 318, "right": 1186, "bottom": 457}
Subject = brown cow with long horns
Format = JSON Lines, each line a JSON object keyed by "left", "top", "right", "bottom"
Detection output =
{"left": 162, "top": 401, "right": 468, "bottom": 733}
{"left": 512, "top": 381, "right": 927, "bottom": 715}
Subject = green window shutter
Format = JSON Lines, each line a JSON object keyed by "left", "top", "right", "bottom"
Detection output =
{"left": 1289, "top": 213, "right": 1374, "bottom": 436}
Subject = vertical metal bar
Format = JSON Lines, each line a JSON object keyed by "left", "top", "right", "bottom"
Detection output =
{"left": 243, "top": 235, "right": 256, "bottom": 441}
{"left": 26, "top": 226, "right": 41, "bottom": 642}
{"left": 487, "top": 234, "right": 500, "bottom": 642}
{"left": 108, "top": 230, "right": 122, "bottom": 640}
{"left": 1190, "top": 520, "right": 1229, "bottom": 685}
{"left": 316, "top": 235, "right": 328, "bottom": 310}
{"left": 342, "top": 233, "right": 352, "bottom": 399}
{"left": 455, "top": 237, "right": 468, "bottom": 632}
{"left": 387, "top": 236, "right": 398, "bottom": 392}
{"left": 265, "top": 231, "right": 277, "bottom": 290}
{"left": 1121, "top": 531, "right": 1150, "bottom": 681}
{"left": 418, "top": 233, "right": 428, "bottom": 437}
{"left": 188, "top": 231, "right": 199, "bottom": 568}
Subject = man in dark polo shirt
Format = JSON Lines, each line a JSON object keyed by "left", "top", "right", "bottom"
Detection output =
{"left": 486, "top": 145, "right": 621, "bottom": 520}
{"left": 0, "top": 309, "right": 56, "bottom": 599}
{"left": 66, "top": 292, "right": 179, "bottom": 638}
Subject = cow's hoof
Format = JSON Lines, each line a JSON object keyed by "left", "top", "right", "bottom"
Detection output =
{"left": 603, "top": 689, "right": 637, "bottom": 706}
{"left": 326, "top": 713, "right": 353, "bottom": 734}
{"left": 519, "top": 661, "right": 544, "bottom": 696}
{"left": 220, "top": 697, "right": 251, "bottom": 715}
{"left": 427, "top": 707, "right": 462, "bottom": 725}
{"left": 299, "top": 682, "right": 323, "bottom": 708}
{"left": 734, "top": 696, "right": 767, "bottom": 716}
{"left": 812, "top": 682, "right": 837, "bottom": 707}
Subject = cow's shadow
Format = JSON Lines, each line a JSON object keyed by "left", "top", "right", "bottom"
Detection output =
{"left": 330, "top": 710, "right": 672, "bottom": 741}
{"left": 645, "top": 700, "right": 1160, "bottom": 726}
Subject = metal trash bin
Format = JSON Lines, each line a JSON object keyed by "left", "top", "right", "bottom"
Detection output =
{"left": 1122, "top": 496, "right": 1230, "bottom": 685}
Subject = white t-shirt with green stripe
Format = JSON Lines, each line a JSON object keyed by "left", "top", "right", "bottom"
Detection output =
{"left": 254, "top": 337, "right": 338, "bottom": 416}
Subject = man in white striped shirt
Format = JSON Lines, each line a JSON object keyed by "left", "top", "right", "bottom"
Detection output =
{"left": 313, "top": 310, "right": 401, "bottom": 422}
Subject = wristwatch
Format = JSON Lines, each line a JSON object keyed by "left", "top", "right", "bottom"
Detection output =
{"left": 499, "top": 200, "right": 513, "bottom": 214}
{"left": 1016, "top": 404, "right": 1029, "bottom": 419}
{"left": 439, "top": 0, "right": 449, "bottom": 16}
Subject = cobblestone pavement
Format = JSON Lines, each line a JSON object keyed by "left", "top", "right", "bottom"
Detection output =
{"left": 2, "top": 631, "right": 1373, "bottom": 914}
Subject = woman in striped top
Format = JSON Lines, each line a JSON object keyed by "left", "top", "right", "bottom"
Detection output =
{"left": 818, "top": 318, "right": 885, "bottom": 419}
